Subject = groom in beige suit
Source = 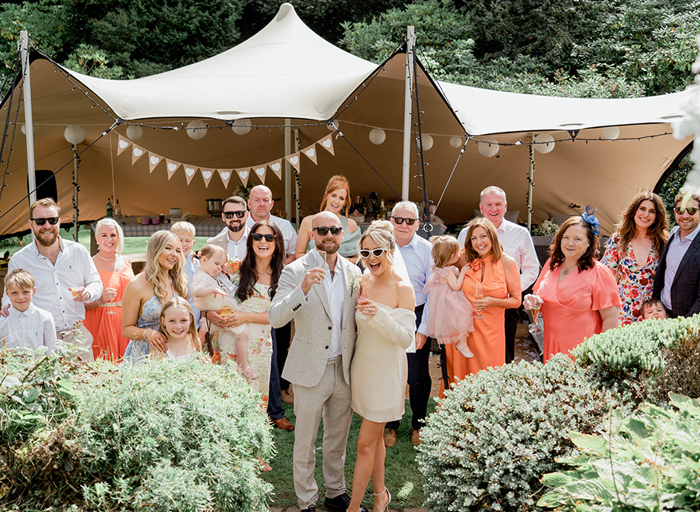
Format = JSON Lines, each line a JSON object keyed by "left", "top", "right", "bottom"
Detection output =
{"left": 269, "top": 211, "right": 366, "bottom": 512}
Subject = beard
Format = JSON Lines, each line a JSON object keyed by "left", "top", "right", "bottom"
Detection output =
{"left": 316, "top": 237, "right": 340, "bottom": 255}
{"left": 34, "top": 228, "right": 58, "bottom": 247}
{"left": 227, "top": 222, "right": 244, "bottom": 233}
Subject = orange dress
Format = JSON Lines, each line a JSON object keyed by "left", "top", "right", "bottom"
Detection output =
{"left": 84, "top": 260, "right": 135, "bottom": 361}
{"left": 441, "top": 255, "right": 508, "bottom": 397}
{"left": 534, "top": 259, "right": 620, "bottom": 363}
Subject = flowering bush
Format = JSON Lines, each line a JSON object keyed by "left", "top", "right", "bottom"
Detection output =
{"left": 531, "top": 219, "right": 559, "bottom": 237}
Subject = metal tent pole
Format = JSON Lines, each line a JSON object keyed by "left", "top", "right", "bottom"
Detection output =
{"left": 527, "top": 134, "right": 535, "bottom": 232}
{"left": 401, "top": 26, "right": 415, "bottom": 200}
{"left": 284, "top": 118, "right": 292, "bottom": 222}
{"left": 20, "top": 30, "right": 37, "bottom": 205}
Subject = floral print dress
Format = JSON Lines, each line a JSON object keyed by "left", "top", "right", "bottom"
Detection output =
{"left": 601, "top": 233, "right": 659, "bottom": 325}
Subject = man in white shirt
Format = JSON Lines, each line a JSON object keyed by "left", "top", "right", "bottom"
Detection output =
{"left": 2, "top": 198, "right": 102, "bottom": 360}
{"left": 246, "top": 185, "right": 297, "bottom": 264}
{"left": 458, "top": 186, "right": 540, "bottom": 363}
{"left": 207, "top": 196, "right": 250, "bottom": 260}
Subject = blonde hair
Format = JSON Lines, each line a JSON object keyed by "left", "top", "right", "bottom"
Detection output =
{"left": 159, "top": 297, "right": 201, "bottom": 352}
{"left": 5, "top": 269, "right": 35, "bottom": 290}
{"left": 144, "top": 231, "right": 189, "bottom": 304}
{"left": 431, "top": 235, "right": 460, "bottom": 268}
{"left": 358, "top": 220, "right": 396, "bottom": 263}
{"left": 95, "top": 217, "right": 125, "bottom": 254}
{"left": 170, "top": 221, "right": 196, "bottom": 238}
{"left": 462, "top": 217, "right": 503, "bottom": 263}
{"left": 199, "top": 244, "right": 227, "bottom": 261}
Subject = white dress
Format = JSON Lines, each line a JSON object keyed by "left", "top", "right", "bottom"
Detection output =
{"left": 192, "top": 271, "right": 247, "bottom": 337}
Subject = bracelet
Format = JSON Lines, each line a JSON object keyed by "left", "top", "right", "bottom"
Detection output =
{"left": 144, "top": 329, "right": 151, "bottom": 342}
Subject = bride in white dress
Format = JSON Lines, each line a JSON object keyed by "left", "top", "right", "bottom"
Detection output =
{"left": 348, "top": 221, "right": 415, "bottom": 512}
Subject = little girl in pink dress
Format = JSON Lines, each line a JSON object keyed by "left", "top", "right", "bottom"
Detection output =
{"left": 423, "top": 235, "right": 475, "bottom": 358}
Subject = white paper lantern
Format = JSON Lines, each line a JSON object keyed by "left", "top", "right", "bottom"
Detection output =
{"left": 126, "top": 125, "right": 144, "bottom": 141}
{"left": 64, "top": 125, "right": 86, "bottom": 145}
{"left": 186, "top": 120, "right": 207, "bottom": 140}
{"left": 421, "top": 134, "right": 434, "bottom": 151}
{"left": 369, "top": 127, "right": 386, "bottom": 145}
{"left": 231, "top": 119, "right": 252, "bottom": 136}
{"left": 534, "top": 133, "right": 555, "bottom": 154}
{"left": 477, "top": 137, "right": 499, "bottom": 158}
{"left": 20, "top": 123, "right": 25, "bottom": 135}
{"left": 601, "top": 126, "right": 620, "bottom": 140}
{"left": 449, "top": 135, "right": 463, "bottom": 148}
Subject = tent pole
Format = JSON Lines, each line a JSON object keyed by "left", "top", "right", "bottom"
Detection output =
{"left": 401, "top": 26, "right": 415, "bottom": 200}
{"left": 294, "top": 128, "right": 300, "bottom": 226}
{"left": 72, "top": 144, "right": 79, "bottom": 242}
{"left": 527, "top": 134, "right": 535, "bottom": 232}
{"left": 20, "top": 30, "right": 37, "bottom": 205}
{"left": 284, "top": 118, "right": 292, "bottom": 222}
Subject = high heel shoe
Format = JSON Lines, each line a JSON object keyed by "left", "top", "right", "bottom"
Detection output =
{"left": 372, "top": 487, "right": 391, "bottom": 511}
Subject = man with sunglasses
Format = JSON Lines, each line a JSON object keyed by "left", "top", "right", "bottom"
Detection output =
{"left": 246, "top": 185, "right": 298, "bottom": 264}
{"left": 1, "top": 198, "right": 102, "bottom": 361}
{"left": 652, "top": 192, "right": 700, "bottom": 318}
{"left": 269, "top": 211, "right": 366, "bottom": 512}
{"left": 207, "top": 195, "right": 249, "bottom": 260}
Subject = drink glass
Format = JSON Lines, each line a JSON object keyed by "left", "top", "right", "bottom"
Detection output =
{"left": 69, "top": 287, "right": 82, "bottom": 298}
{"left": 104, "top": 287, "right": 118, "bottom": 315}
{"left": 317, "top": 250, "right": 328, "bottom": 280}
{"left": 528, "top": 296, "right": 544, "bottom": 334}
{"left": 473, "top": 281, "right": 484, "bottom": 320}
{"left": 220, "top": 305, "right": 232, "bottom": 316}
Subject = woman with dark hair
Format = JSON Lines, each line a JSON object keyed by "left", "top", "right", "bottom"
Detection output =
{"left": 525, "top": 210, "right": 621, "bottom": 362}
{"left": 601, "top": 191, "right": 668, "bottom": 325}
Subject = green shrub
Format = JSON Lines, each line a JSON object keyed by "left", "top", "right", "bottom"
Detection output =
{"left": 538, "top": 393, "right": 700, "bottom": 511}
{"left": 417, "top": 355, "right": 631, "bottom": 511}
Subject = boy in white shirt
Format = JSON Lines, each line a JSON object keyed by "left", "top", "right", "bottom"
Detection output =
{"left": 0, "top": 269, "right": 56, "bottom": 352}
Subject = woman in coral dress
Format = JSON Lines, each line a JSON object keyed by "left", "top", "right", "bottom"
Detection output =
{"left": 441, "top": 218, "right": 521, "bottom": 397}
{"left": 526, "top": 212, "right": 621, "bottom": 362}
{"left": 84, "top": 219, "right": 135, "bottom": 361}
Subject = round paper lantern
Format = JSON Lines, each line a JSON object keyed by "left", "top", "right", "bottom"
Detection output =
{"left": 126, "top": 125, "right": 143, "bottom": 141}
{"left": 421, "top": 134, "right": 434, "bottom": 151}
{"left": 186, "top": 120, "right": 207, "bottom": 140}
{"left": 64, "top": 125, "right": 86, "bottom": 145}
{"left": 534, "top": 133, "right": 555, "bottom": 154}
{"left": 20, "top": 123, "right": 25, "bottom": 135}
{"left": 231, "top": 119, "right": 252, "bottom": 136}
{"left": 601, "top": 126, "right": 620, "bottom": 140}
{"left": 328, "top": 120, "right": 340, "bottom": 131}
{"left": 477, "top": 137, "right": 499, "bottom": 158}
{"left": 449, "top": 135, "right": 463, "bottom": 148}
{"left": 369, "top": 128, "right": 386, "bottom": 145}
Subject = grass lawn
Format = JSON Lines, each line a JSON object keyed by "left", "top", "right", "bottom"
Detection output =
{"left": 263, "top": 399, "right": 437, "bottom": 510}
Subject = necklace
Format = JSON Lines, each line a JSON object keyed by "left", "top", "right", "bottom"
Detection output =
{"left": 96, "top": 252, "right": 117, "bottom": 261}
{"left": 562, "top": 262, "right": 577, "bottom": 275}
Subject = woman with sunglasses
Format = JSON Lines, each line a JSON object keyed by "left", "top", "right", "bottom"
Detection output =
{"left": 295, "top": 175, "right": 362, "bottom": 263}
{"left": 347, "top": 220, "right": 415, "bottom": 512}
{"left": 601, "top": 191, "right": 668, "bottom": 324}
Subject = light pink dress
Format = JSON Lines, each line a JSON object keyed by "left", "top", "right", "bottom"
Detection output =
{"left": 423, "top": 265, "right": 475, "bottom": 344}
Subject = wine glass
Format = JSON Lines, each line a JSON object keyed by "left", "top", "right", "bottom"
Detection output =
{"left": 473, "top": 281, "right": 484, "bottom": 320}
{"left": 528, "top": 296, "right": 543, "bottom": 334}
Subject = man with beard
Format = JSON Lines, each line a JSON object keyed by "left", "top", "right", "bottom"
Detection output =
{"left": 269, "top": 211, "right": 365, "bottom": 512}
{"left": 207, "top": 195, "right": 249, "bottom": 260}
{"left": 2, "top": 198, "right": 102, "bottom": 360}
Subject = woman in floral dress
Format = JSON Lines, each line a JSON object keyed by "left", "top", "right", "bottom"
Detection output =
{"left": 601, "top": 192, "right": 668, "bottom": 325}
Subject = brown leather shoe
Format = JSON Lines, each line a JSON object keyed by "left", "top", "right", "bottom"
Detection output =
{"left": 411, "top": 429, "right": 422, "bottom": 446}
{"left": 281, "top": 389, "right": 294, "bottom": 404}
{"left": 272, "top": 417, "right": 294, "bottom": 431}
{"left": 383, "top": 428, "right": 397, "bottom": 447}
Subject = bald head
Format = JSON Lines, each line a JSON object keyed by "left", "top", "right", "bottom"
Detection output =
{"left": 313, "top": 211, "right": 341, "bottom": 228}
{"left": 248, "top": 185, "right": 273, "bottom": 222}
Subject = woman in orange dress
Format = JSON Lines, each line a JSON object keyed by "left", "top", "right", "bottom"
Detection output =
{"left": 441, "top": 218, "right": 521, "bottom": 396}
{"left": 525, "top": 211, "right": 620, "bottom": 363}
{"left": 84, "top": 218, "right": 135, "bottom": 361}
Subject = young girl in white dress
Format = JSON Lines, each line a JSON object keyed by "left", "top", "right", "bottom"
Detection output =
{"left": 152, "top": 297, "right": 200, "bottom": 361}
{"left": 424, "top": 235, "right": 475, "bottom": 358}
{"left": 192, "top": 244, "right": 256, "bottom": 379}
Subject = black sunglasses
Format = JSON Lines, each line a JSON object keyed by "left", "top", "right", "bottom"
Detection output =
{"left": 313, "top": 226, "right": 342, "bottom": 236}
{"left": 674, "top": 206, "right": 698, "bottom": 216}
{"left": 251, "top": 233, "right": 275, "bottom": 242}
{"left": 360, "top": 248, "right": 387, "bottom": 259}
{"left": 392, "top": 216, "right": 418, "bottom": 226}
{"left": 223, "top": 211, "right": 247, "bottom": 219}
{"left": 32, "top": 217, "right": 59, "bottom": 226}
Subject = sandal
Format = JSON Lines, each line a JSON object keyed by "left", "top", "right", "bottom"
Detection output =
{"left": 240, "top": 365, "right": 258, "bottom": 380}
{"left": 373, "top": 487, "right": 392, "bottom": 512}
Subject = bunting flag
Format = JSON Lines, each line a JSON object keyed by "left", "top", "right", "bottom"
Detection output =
{"left": 184, "top": 165, "right": 198, "bottom": 185}
{"left": 285, "top": 152, "right": 301, "bottom": 172}
{"left": 117, "top": 135, "right": 131, "bottom": 157}
{"left": 218, "top": 169, "right": 232, "bottom": 188}
{"left": 253, "top": 165, "right": 267, "bottom": 184}
{"left": 319, "top": 133, "right": 335, "bottom": 155}
{"left": 165, "top": 159, "right": 180, "bottom": 180}
{"left": 132, "top": 145, "right": 146, "bottom": 165}
{"left": 148, "top": 152, "right": 162, "bottom": 173}
{"left": 200, "top": 167, "right": 215, "bottom": 188}
{"left": 236, "top": 168, "right": 250, "bottom": 187}
{"left": 269, "top": 159, "right": 283, "bottom": 180}
{"left": 302, "top": 144, "right": 318, "bottom": 165}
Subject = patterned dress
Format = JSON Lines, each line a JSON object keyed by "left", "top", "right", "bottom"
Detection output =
{"left": 601, "top": 233, "right": 660, "bottom": 325}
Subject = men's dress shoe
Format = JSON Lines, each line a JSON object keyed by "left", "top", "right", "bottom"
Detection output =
{"left": 281, "top": 389, "right": 294, "bottom": 404}
{"left": 324, "top": 493, "right": 368, "bottom": 512}
{"left": 272, "top": 417, "right": 294, "bottom": 431}
{"left": 411, "top": 428, "right": 422, "bottom": 446}
{"left": 301, "top": 505, "right": 316, "bottom": 512}
{"left": 383, "top": 428, "right": 397, "bottom": 447}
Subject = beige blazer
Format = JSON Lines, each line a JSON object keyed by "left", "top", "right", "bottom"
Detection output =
{"left": 206, "top": 229, "right": 228, "bottom": 252}
{"left": 269, "top": 251, "right": 361, "bottom": 388}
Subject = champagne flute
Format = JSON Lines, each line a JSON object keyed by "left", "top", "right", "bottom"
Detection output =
{"left": 528, "top": 296, "right": 543, "bottom": 334}
{"left": 317, "top": 249, "right": 328, "bottom": 280}
{"left": 473, "top": 281, "right": 484, "bottom": 320}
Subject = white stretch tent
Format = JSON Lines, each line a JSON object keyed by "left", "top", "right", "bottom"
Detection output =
{"left": 0, "top": 2, "right": 694, "bottom": 236}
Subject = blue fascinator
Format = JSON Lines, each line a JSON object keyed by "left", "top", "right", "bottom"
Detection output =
{"left": 581, "top": 205, "right": 599, "bottom": 236}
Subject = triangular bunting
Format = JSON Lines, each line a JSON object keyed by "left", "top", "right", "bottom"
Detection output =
{"left": 285, "top": 152, "right": 301, "bottom": 172}
{"left": 319, "top": 134, "right": 335, "bottom": 155}
{"left": 148, "top": 152, "right": 162, "bottom": 173}
{"left": 302, "top": 144, "right": 318, "bottom": 165}
{"left": 165, "top": 160, "right": 180, "bottom": 180}
{"left": 200, "top": 167, "right": 215, "bottom": 188}
{"left": 117, "top": 135, "right": 131, "bottom": 157}
{"left": 269, "top": 159, "right": 283, "bottom": 180}
{"left": 236, "top": 168, "right": 250, "bottom": 187}
{"left": 253, "top": 165, "right": 266, "bottom": 184}
{"left": 183, "top": 165, "right": 198, "bottom": 185}
{"left": 218, "top": 169, "right": 233, "bottom": 189}
{"left": 132, "top": 144, "right": 146, "bottom": 165}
